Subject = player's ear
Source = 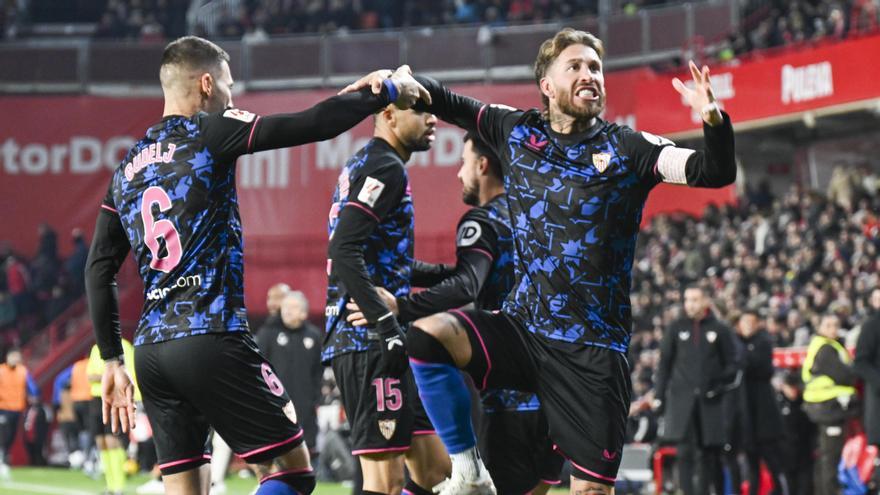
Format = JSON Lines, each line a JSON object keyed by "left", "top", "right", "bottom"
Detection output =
{"left": 199, "top": 72, "right": 214, "bottom": 97}
{"left": 539, "top": 76, "right": 554, "bottom": 102}
{"left": 477, "top": 156, "right": 490, "bottom": 177}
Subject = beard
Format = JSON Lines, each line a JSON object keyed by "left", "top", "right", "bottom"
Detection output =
{"left": 462, "top": 182, "right": 480, "bottom": 206}
{"left": 406, "top": 133, "right": 435, "bottom": 152}
{"left": 556, "top": 86, "right": 606, "bottom": 122}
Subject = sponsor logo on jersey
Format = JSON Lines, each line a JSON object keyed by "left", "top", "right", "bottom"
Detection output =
{"left": 145, "top": 274, "right": 202, "bottom": 301}
{"left": 678, "top": 331, "right": 690, "bottom": 341}
{"left": 358, "top": 176, "right": 386, "bottom": 208}
{"left": 222, "top": 108, "right": 257, "bottom": 123}
{"left": 276, "top": 332, "right": 289, "bottom": 346}
{"left": 602, "top": 449, "right": 619, "bottom": 461}
{"left": 525, "top": 134, "right": 548, "bottom": 152}
{"left": 592, "top": 152, "right": 611, "bottom": 173}
{"left": 456, "top": 220, "right": 482, "bottom": 247}
{"left": 378, "top": 419, "right": 397, "bottom": 440}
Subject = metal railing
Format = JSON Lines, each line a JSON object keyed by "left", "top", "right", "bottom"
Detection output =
{"left": 0, "top": 0, "right": 737, "bottom": 94}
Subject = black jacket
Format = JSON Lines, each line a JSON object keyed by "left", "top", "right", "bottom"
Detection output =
{"left": 739, "top": 329, "right": 784, "bottom": 444}
{"left": 854, "top": 313, "right": 880, "bottom": 445}
{"left": 656, "top": 312, "right": 741, "bottom": 446}
{"left": 256, "top": 319, "right": 323, "bottom": 447}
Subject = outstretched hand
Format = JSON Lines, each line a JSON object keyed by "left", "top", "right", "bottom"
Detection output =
{"left": 672, "top": 60, "right": 723, "bottom": 126}
{"left": 101, "top": 360, "right": 136, "bottom": 434}
{"left": 338, "top": 65, "right": 432, "bottom": 109}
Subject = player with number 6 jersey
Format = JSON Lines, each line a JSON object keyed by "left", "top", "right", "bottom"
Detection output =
{"left": 84, "top": 36, "right": 431, "bottom": 495}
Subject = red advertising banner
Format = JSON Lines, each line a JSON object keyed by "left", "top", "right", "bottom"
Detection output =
{"left": 7, "top": 35, "right": 875, "bottom": 314}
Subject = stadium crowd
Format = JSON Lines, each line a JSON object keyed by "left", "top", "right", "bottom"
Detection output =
{"left": 0, "top": 224, "right": 89, "bottom": 349}
{"left": 2, "top": 0, "right": 878, "bottom": 58}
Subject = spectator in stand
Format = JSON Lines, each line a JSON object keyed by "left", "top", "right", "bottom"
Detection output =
{"left": 65, "top": 228, "right": 89, "bottom": 298}
{"left": 0, "top": 348, "right": 38, "bottom": 477}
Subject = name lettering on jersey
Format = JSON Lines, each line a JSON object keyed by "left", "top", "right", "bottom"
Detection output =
{"left": 592, "top": 153, "right": 611, "bottom": 174}
{"left": 357, "top": 176, "right": 385, "bottom": 208}
{"left": 456, "top": 220, "right": 483, "bottom": 247}
{"left": 124, "top": 142, "right": 177, "bottom": 181}
{"left": 222, "top": 108, "right": 256, "bottom": 123}
{"left": 145, "top": 274, "right": 202, "bottom": 301}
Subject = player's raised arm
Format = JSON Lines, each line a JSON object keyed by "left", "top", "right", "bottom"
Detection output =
{"left": 667, "top": 61, "right": 736, "bottom": 188}
{"left": 199, "top": 65, "right": 430, "bottom": 163}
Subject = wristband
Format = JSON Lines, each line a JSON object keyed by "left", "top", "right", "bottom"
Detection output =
{"left": 701, "top": 102, "right": 721, "bottom": 117}
{"left": 382, "top": 78, "right": 399, "bottom": 103}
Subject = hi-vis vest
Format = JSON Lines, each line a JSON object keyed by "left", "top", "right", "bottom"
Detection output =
{"left": 802, "top": 335, "right": 856, "bottom": 403}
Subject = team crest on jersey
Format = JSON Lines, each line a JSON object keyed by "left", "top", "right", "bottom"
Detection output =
{"left": 378, "top": 419, "right": 397, "bottom": 440}
{"left": 282, "top": 401, "right": 298, "bottom": 424}
{"left": 592, "top": 153, "right": 611, "bottom": 173}
{"left": 303, "top": 337, "right": 314, "bottom": 350}
{"left": 358, "top": 176, "right": 386, "bottom": 208}
{"left": 706, "top": 331, "right": 717, "bottom": 343}
{"left": 222, "top": 108, "right": 256, "bottom": 123}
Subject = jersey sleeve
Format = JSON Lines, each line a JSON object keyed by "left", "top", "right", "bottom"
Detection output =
{"left": 395, "top": 209, "right": 497, "bottom": 323}
{"left": 198, "top": 108, "right": 262, "bottom": 163}
{"left": 85, "top": 182, "right": 132, "bottom": 361}
{"left": 344, "top": 162, "right": 407, "bottom": 223}
{"left": 414, "top": 76, "right": 523, "bottom": 167}
{"left": 619, "top": 111, "right": 736, "bottom": 188}
{"left": 474, "top": 103, "right": 524, "bottom": 165}
{"left": 327, "top": 162, "right": 407, "bottom": 325}
{"left": 454, "top": 207, "right": 499, "bottom": 259}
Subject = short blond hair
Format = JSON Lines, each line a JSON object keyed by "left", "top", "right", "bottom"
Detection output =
{"left": 533, "top": 28, "right": 605, "bottom": 109}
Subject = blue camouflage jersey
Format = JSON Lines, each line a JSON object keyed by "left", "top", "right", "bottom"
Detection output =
{"left": 323, "top": 138, "right": 414, "bottom": 361}
{"left": 476, "top": 106, "right": 675, "bottom": 354}
{"left": 101, "top": 109, "right": 262, "bottom": 345}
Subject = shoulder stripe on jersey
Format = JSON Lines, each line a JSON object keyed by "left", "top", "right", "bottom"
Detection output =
{"left": 346, "top": 201, "right": 380, "bottom": 222}
{"left": 100, "top": 204, "right": 118, "bottom": 214}
{"left": 246, "top": 115, "right": 262, "bottom": 153}
{"left": 461, "top": 247, "right": 494, "bottom": 261}
{"left": 476, "top": 105, "right": 488, "bottom": 143}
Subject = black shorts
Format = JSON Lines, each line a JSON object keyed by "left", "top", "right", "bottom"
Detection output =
{"left": 450, "top": 309, "right": 631, "bottom": 486}
{"left": 88, "top": 397, "right": 115, "bottom": 437}
{"left": 478, "top": 408, "right": 564, "bottom": 494}
{"left": 331, "top": 349, "right": 434, "bottom": 455}
{"left": 135, "top": 332, "right": 303, "bottom": 475}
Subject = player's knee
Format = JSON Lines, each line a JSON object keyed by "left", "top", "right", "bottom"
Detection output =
{"left": 570, "top": 477, "right": 614, "bottom": 494}
{"left": 571, "top": 471, "right": 615, "bottom": 494}
{"left": 409, "top": 317, "right": 456, "bottom": 365}
{"left": 256, "top": 471, "right": 316, "bottom": 495}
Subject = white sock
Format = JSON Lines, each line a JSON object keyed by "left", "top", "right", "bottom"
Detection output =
{"left": 450, "top": 447, "right": 483, "bottom": 480}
